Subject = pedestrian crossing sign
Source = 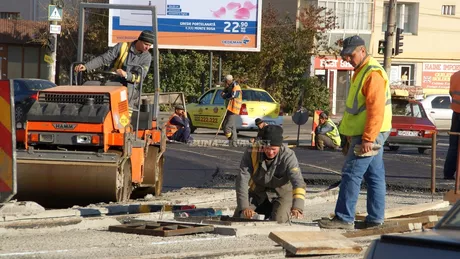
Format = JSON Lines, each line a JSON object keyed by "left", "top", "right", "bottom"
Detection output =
{"left": 48, "top": 5, "right": 63, "bottom": 21}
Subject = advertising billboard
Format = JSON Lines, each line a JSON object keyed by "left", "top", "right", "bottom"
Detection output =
{"left": 422, "top": 63, "right": 460, "bottom": 89}
{"left": 108, "top": 0, "right": 262, "bottom": 51}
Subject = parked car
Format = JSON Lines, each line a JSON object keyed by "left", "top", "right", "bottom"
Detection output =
{"left": 364, "top": 200, "right": 460, "bottom": 259}
{"left": 386, "top": 98, "right": 437, "bottom": 154}
{"left": 419, "top": 94, "right": 452, "bottom": 130}
{"left": 186, "top": 86, "right": 283, "bottom": 133}
{"left": 13, "top": 79, "right": 56, "bottom": 127}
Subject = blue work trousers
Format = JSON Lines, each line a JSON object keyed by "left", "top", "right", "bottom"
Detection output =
{"left": 335, "top": 132, "right": 389, "bottom": 224}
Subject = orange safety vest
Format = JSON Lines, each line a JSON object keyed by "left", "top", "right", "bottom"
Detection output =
{"left": 227, "top": 84, "right": 243, "bottom": 114}
{"left": 450, "top": 70, "right": 460, "bottom": 113}
{"left": 166, "top": 113, "right": 180, "bottom": 138}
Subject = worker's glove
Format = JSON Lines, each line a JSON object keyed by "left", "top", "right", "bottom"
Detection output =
{"left": 290, "top": 208, "right": 303, "bottom": 219}
{"left": 241, "top": 208, "right": 256, "bottom": 219}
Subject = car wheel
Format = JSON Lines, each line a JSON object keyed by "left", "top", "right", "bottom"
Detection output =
{"left": 418, "top": 148, "right": 427, "bottom": 154}
{"left": 188, "top": 113, "right": 196, "bottom": 133}
{"left": 389, "top": 146, "right": 399, "bottom": 151}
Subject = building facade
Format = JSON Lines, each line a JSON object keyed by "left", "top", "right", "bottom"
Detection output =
{"left": 266, "top": 0, "right": 460, "bottom": 114}
{"left": 0, "top": 0, "right": 50, "bottom": 21}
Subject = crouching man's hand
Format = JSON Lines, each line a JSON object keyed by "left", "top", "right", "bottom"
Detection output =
{"left": 290, "top": 208, "right": 303, "bottom": 219}
{"left": 241, "top": 208, "right": 256, "bottom": 219}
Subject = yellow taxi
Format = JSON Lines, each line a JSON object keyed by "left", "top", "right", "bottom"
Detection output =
{"left": 186, "top": 86, "right": 283, "bottom": 133}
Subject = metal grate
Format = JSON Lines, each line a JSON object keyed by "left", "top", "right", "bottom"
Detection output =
{"left": 118, "top": 101, "right": 128, "bottom": 113}
{"left": 39, "top": 93, "right": 110, "bottom": 105}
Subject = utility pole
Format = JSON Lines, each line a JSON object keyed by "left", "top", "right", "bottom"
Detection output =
{"left": 384, "top": 0, "right": 397, "bottom": 74}
{"left": 46, "top": 0, "right": 61, "bottom": 83}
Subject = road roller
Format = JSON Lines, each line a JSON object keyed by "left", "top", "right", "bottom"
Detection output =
{"left": 14, "top": 83, "right": 166, "bottom": 205}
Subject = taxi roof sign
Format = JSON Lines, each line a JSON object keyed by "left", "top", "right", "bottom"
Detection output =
{"left": 48, "top": 5, "right": 63, "bottom": 21}
{"left": 0, "top": 80, "right": 17, "bottom": 203}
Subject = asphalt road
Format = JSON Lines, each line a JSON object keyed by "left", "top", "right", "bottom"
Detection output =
{"left": 163, "top": 116, "right": 456, "bottom": 193}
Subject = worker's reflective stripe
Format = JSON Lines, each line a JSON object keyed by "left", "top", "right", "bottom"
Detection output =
{"left": 450, "top": 91, "right": 460, "bottom": 104}
{"left": 249, "top": 146, "right": 259, "bottom": 191}
{"left": 292, "top": 188, "right": 306, "bottom": 200}
{"left": 114, "top": 42, "right": 131, "bottom": 70}
{"left": 345, "top": 66, "right": 379, "bottom": 115}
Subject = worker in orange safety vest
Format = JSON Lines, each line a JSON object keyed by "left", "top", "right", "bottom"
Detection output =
{"left": 444, "top": 70, "right": 460, "bottom": 180}
{"left": 221, "top": 74, "right": 242, "bottom": 147}
{"left": 165, "top": 105, "right": 193, "bottom": 143}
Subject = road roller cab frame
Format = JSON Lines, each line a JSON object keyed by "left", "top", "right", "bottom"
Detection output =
{"left": 15, "top": 3, "right": 166, "bottom": 205}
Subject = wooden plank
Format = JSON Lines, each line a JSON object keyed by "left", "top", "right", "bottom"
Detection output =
{"left": 268, "top": 231, "right": 362, "bottom": 255}
{"left": 385, "top": 215, "right": 438, "bottom": 226}
{"left": 355, "top": 201, "right": 449, "bottom": 220}
{"left": 392, "top": 210, "right": 448, "bottom": 218}
{"left": 108, "top": 221, "right": 214, "bottom": 237}
{"left": 343, "top": 223, "right": 422, "bottom": 238}
{"left": 423, "top": 222, "right": 437, "bottom": 229}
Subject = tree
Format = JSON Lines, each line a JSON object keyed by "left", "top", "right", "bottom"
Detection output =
{"left": 221, "top": 4, "right": 337, "bottom": 113}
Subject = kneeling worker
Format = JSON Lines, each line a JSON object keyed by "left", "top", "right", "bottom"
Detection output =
{"left": 165, "top": 105, "right": 193, "bottom": 143}
{"left": 250, "top": 118, "right": 268, "bottom": 143}
{"left": 235, "top": 125, "right": 306, "bottom": 223}
{"left": 314, "top": 112, "right": 341, "bottom": 150}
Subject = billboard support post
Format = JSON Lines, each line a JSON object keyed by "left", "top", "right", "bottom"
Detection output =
{"left": 209, "top": 51, "right": 213, "bottom": 89}
{"left": 218, "top": 54, "right": 222, "bottom": 85}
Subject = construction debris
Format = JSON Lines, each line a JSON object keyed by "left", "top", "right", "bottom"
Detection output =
{"left": 269, "top": 231, "right": 362, "bottom": 255}
{"left": 108, "top": 221, "right": 214, "bottom": 237}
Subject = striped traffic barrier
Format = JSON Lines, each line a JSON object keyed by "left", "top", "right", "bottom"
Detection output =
{"left": 311, "top": 110, "right": 323, "bottom": 147}
{"left": 0, "top": 80, "right": 16, "bottom": 203}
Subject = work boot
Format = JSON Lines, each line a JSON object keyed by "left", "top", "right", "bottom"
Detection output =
{"left": 318, "top": 217, "right": 354, "bottom": 230}
{"left": 365, "top": 221, "right": 384, "bottom": 229}
{"left": 355, "top": 221, "right": 384, "bottom": 229}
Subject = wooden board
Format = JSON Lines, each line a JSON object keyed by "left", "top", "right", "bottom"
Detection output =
{"left": 355, "top": 201, "right": 450, "bottom": 220}
{"left": 392, "top": 210, "right": 448, "bottom": 218}
{"left": 269, "top": 231, "right": 362, "bottom": 255}
{"left": 343, "top": 223, "right": 422, "bottom": 238}
{"left": 385, "top": 215, "right": 439, "bottom": 226}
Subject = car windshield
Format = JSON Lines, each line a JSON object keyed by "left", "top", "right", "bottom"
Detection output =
{"left": 392, "top": 99, "right": 426, "bottom": 118}
{"left": 438, "top": 201, "right": 460, "bottom": 229}
{"left": 213, "top": 89, "right": 275, "bottom": 104}
{"left": 20, "top": 80, "right": 56, "bottom": 91}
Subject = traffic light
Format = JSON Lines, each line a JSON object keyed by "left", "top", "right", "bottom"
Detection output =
{"left": 395, "top": 28, "right": 404, "bottom": 55}
{"left": 378, "top": 40, "right": 386, "bottom": 55}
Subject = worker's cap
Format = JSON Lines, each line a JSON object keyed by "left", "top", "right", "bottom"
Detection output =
{"left": 225, "top": 75, "right": 233, "bottom": 81}
{"left": 175, "top": 105, "right": 185, "bottom": 110}
{"left": 319, "top": 112, "right": 328, "bottom": 119}
{"left": 261, "top": 125, "right": 283, "bottom": 147}
{"left": 255, "top": 118, "right": 264, "bottom": 125}
{"left": 138, "top": 30, "right": 155, "bottom": 45}
{"left": 340, "top": 35, "right": 365, "bottom": 57}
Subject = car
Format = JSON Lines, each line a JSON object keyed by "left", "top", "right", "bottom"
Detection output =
{"left": 363, "top": 200, "right": 460, "bottom": 259}
{"left": 186, "top": 86, "right": 283, "bottom": 133}
{"left": 419, "top": 94, "right": 452, "bottom": 130}
{"left": 13, "top": 78, "right": 56, "bottom": 127}
{"left": 386, "top": 98, "right": 437, "bottom": 154}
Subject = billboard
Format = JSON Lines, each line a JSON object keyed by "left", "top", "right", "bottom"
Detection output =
{"left": 108, "top": 0, "right": 262, "bottom": 51}
{"left": 422, "top": 63, "right": 460, "bottom": 89}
